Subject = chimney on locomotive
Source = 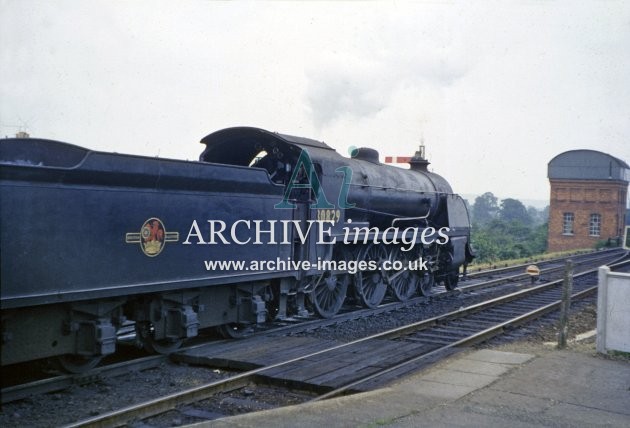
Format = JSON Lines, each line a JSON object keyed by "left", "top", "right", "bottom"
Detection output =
{"left": 408, "top": 140, "right": 430, "bottom": 172}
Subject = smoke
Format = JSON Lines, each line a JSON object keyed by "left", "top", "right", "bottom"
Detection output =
{"left": 305, "top": 42, "right": 468, "bottom": 129}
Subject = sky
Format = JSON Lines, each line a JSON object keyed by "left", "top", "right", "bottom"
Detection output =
{"left": 2, "top": 1, "right": 629, "bottom": 206}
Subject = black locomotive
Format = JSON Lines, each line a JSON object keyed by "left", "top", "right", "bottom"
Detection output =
{"left": 0, "top": 127, "right": 473, "bottom": 372}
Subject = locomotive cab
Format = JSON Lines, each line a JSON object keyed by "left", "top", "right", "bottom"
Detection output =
{"left": 199, "top": 127, "right": 305, "bottom": 186}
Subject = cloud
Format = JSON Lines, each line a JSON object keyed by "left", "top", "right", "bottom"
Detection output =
{"left": 2, "top": 1, "right": 628, "bottom": 202}
{"left": 304, "top": 29, "right": 468, "bottom": 129}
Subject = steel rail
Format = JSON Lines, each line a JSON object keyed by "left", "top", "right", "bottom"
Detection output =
{"left": 313, "top": 258, "right": 630, "bottom": 400}
{"left": 458, "top": 249, "right": 624, "bottom": 293}
{"left": 261, "top": 249, "right": 626, "bottom": 337}
{"left": 5, "top": 249, "right": 624, "bottom": 406}
{"left": 464, "top": 247, "right": 622, "bottom": 278}
{"left": 0, "top": 355, "right": 166, "bottom": 405}
{"left": 312, "top": 285, "right": 599, "bottom": 402}
{"left": 65, "top": 257, "right": 629, "bottom": 427}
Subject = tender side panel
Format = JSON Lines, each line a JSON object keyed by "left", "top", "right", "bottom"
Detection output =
{"left": 1, "top": 153, "right": 293, "bottom": 309}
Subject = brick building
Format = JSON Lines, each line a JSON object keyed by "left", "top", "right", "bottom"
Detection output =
{"left": 547, "top": 150, "right": 629, "bottom": 252}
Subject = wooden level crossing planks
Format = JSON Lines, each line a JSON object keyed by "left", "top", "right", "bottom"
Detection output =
{"left": 303, "top": 340, "right": 435, "bottom": 388}
{"left": 173, "top": 336, "right": 342, "bottom": 369}
{"left": 173, "top": 335, "right": 441, "bottom": 391}
{"left": 261, "top": 339, "right": 381, "bottom": 380}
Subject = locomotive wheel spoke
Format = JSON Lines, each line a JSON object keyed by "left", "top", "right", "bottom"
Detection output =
{"left": 388, "top": 247, "right": 418, "bottom": 302}
{"left": 308, "top": 272, "right": 349, "bottom": 318}
{"left": 355, "top": 243, "right": 387, "bottom": 308}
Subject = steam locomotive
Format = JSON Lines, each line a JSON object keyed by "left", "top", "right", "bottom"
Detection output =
{"left": 0, "top": 127, "right": 473, "bottom": 372}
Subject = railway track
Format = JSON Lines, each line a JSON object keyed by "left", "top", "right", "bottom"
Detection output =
{"left": 255, "top": 247, "right": 625, "bottom": 336}
{"left": 256, "top": 247, "right": 623, "bottom": 322}
{"left": 460, "top": 247, "right": 622, "bottom": 287}
{"left": 61, "top": 255, "right": 628, "bottom": 427}
{"left": 1, "top": 248, "right": 624, "bottom": 407}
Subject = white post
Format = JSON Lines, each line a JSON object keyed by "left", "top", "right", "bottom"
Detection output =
{"left": 596, "top": 265, "right": 610, "bottom": 354}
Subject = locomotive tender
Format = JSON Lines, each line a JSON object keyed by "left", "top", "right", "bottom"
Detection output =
{"left": 0, "top": 127, "right": 473, "bottom": 372}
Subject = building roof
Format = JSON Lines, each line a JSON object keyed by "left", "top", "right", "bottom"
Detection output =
{"left": 548, "top": 149, "right": 629, "bottom": 182}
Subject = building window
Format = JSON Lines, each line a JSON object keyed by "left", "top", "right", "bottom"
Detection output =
{"left": 562, "top": 212, "right": 574, "bottom": 235}
{"left": 589, "top": 213, "right": 601, "bottom": 237}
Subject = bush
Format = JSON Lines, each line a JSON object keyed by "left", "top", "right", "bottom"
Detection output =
{"left": 471, "top": 219, "right": 547, "bottom": 264}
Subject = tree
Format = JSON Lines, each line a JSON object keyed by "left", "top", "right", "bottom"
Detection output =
{"left": 470, "top": 196, "right": 548, "bottom": 263}
{"left": 527, "top": 206, "right": 540, "bottom": 224}
{"left": 527, "top": 205, "right": 550, "bottom": 226}
{"left": 540, "top": 205, "right": 550, "bottom": 223}
{"left": 470, "top": 227, "right": 500, "bottom": 262}
{"left": 499, "top": 198, "right": 531, "bottom": 225}
{"left": 472, "top": 192, "right": 499, "bottom": 225}
{"left": 530, "top": 222, "right": 548, "bottom": 254}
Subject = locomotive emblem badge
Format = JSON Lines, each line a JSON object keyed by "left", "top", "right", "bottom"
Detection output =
{"left": 125, "top": 218, "right": 179, "bottom": 257}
